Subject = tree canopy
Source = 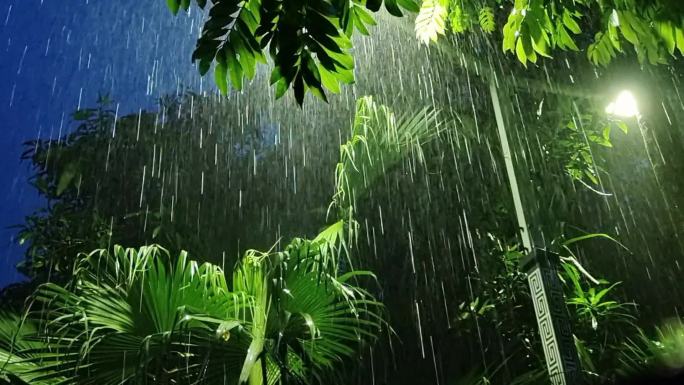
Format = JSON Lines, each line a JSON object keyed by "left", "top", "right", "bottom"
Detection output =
{"left": 167, "top": 0, "right": 684, "bottom": 105}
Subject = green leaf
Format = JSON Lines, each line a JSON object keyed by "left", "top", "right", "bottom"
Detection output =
{"left": 618, "top": 11, "right": 640, "bottom": 46}
{"left": 319, "top": 68, "right": 340, "bottom": 94}
{"left": 658, "top": 21, "right": 676, "bottom": 55}
{"left": 293, "top": 74, "right": 305, "bottom": 106}
{"left": 366, "top": 0, "right": 382, "bottom": 12}
{"left": 351, "top": 10, "right": 370, "bottom": 35}
{"left": 214, "top": 62, "right": 228, "bottom": 94}
{"left": 616, "top": 120, "right": 629, "bottom": 134}
{"left": 415, "top": 0, "right": 448, "bottom": 45}
{"left": 152, "top": 225, "right": 161, "bottom": 239}
{"left": 562, "top": 232, "right": 630, "bottom": 252}
{"left": 558, "top": 24, "right": 579, "bottom": 51}
{"left": 352, "top": 5, "right": 376, "bottom": 36}
{"left": 226, "top": 48, "right": 244, "bottom": 91}
{"left": 274, "top": 78, "right": 288, "bottom": 99}
{"left": 198, "top": 57, "right": 212, "bottom": 76}
{"left": 385, "top": 0, "right": 404, "bottom": 17}
{"left": 502, "top": 17, "right": 518, "bottom": 52}
{"left": 562, "top": 10, "right": 581, "bottom": 34}
{"left": 676, "top": 26, "right": 684, "bottom": 55}
{"left": 478, "top": 7, "right": 495, "bottom": 34}
{"left": 397, "top": 0, "right": 420, "bottom": 13}
{"left": 516, "top": 37, "right": 528, "bottom": 66}
{"left": 448, "top": 4, "right": 468, "bottom": 33}
{"left": 56, "top": 163, "right": 78, "bottom": 196}
{"left": 602, "top": 125, "right": 612, "bottom": 145}
{"left": 528, "top": 17, "right": 550, "bottom": 57}
{"left": 166, "top": 0, "right": 181, "bottom": 15}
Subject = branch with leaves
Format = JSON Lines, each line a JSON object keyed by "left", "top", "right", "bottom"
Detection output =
{"left": 424, "top": 0, "right": 684, "bottom": 67}
{"left": 167, "top": 0, "right": 419, "bottom": 105}
{"left": 167, "top": 0, "right": 684, "bottom": 105}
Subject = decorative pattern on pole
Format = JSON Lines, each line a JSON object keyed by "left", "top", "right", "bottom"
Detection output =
{"left": 526, "top": 254, "right": 581, "bottom": 385}
{"left": 489, "top": 79, "right": 581, "bottom": 385}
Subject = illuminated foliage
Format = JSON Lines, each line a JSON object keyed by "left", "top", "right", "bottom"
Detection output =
{"left": 167, "top": 0, "right": 684, "bottom": 103}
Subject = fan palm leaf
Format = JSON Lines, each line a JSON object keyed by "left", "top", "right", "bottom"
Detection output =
{"left": 2, "top": 221, "right": 384, "bottom": 385}
{"left": 25, "top": 245, "right": 251, "bottom": 385}
{"left": 0, "top": 311, "right": 63, "bottom": 385}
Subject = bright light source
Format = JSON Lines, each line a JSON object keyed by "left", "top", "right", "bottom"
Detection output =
{"left": 605, "top": 90, "right": 639, "bottom": 118}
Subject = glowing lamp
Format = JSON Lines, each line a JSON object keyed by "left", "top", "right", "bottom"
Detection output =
{"left": 605, "top": 90, "right": 639, "bottom": 118}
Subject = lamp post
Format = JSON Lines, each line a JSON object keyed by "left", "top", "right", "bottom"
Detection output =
{"left": 489, "top": 80, "right": 581, "bottom": 385}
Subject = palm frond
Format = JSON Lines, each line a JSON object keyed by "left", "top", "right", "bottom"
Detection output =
{"left": 263, "top": 229, "right": 385, "bottom": 383}
{"left": 331, "top": 96, "right": 441, "bottom": 219}
{"left": 25, "top": 245, "right": 250, "bottom": 385}
{"left": 0, "top": 312, "right": 62, "bottom": 385}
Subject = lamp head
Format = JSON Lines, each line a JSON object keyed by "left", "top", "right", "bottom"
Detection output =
{"left": 605, "top": 90, "right": 639, "bottom": 118}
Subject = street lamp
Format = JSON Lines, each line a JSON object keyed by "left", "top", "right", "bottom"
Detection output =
{"left": 489, "top": 80, "right": 642, "bottom": 385}
{"left": 605, "top": 88, "right": 670, "bottom": 218}
{"left": 489, "top": 80, "right": 581, "bottom": 385}
{"left": 605, "top": 90, "right": 639, "bottom": 118}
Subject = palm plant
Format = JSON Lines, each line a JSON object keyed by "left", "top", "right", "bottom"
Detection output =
{"left": 0, "top": 221, "right": 384, "bottom": 385}
{"left": 0, "top": 312, "right": 63, "bottom": 385}
{"left": 6, "top": 94, "right": 446, "bottom": 384}
{"left": 330, "top": 96, "right": 440, "bottom": 220}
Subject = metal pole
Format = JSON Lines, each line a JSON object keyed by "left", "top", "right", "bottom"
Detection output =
{"left": 489, "top": 80, "right": 581, "bottom": 385}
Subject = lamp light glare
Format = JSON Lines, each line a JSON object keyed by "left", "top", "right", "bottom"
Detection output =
{"left": 605, "top": 90, "right": 639, "bottom": 118}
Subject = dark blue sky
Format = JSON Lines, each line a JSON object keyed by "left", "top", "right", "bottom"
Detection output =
{"left": 0, "top": 0, "right": 208, "bottom": 286}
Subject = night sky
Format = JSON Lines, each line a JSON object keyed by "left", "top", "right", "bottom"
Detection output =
{"left": 0, "top": 0, "right": 208, "bottom": 287}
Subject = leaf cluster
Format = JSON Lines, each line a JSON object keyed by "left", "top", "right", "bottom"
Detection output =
{"left": 167, "top": 0, "right": 419, "bottom": 105}
{"left": 439, "top": 0, "right": 684, "bottom": 67}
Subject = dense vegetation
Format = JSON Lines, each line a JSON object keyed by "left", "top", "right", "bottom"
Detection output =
{"left": 2, "top": 1, "right": 684, "bottom": 384}
{"left": 3, "top": 85, "right": 684, "bottom": 384}
{"left": 0, "top": 231, "right": 384, "bottom": 384}
{"left": 0, "top": 98, "right": 434, "bottom": 384}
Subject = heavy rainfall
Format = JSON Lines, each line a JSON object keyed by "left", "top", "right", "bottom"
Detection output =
{"left": 1, "top": 1, "right": 684, "bottom": 385}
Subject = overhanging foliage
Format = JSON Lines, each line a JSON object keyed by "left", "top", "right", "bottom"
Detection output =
{"left": 167, "top": 0, "right": 419, "bottom": 105}
{"left": 168, "top": 0, "right": 684, "bottom": 104}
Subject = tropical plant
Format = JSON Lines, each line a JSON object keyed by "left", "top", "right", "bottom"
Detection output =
{"left": 0, "top": 221, "right": 384, "bottom": 385}
{"left": 330, "top": 96, "right": 441, "bottom": 219}
{"left": 441, "top": 230, "right": 646, "bottom": 385}
{"left": 444, "top": 235, "right": 542, "bottom": 384}
{"left": 552, "top": 232, "right": 640, "bottom": 383}
{"left": 0, "top": 312, "right": 62, "bottom": 385}
{"left": 6, "top": 92, "right": 453, "bottom": 384}
{"left": 619, "top": 318, "right": 684, "bottom": 377}
{"left": 543, "top": 108, "right": 630, "bottom": 188}
{"left": 166, "top": 0, "right": 684, "bottom": 103}
{"left": 5, "top": 92, "right": 455, "bottom": 384}
{"left": 10, "top": 28, "right": 681, "bottom": 384}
